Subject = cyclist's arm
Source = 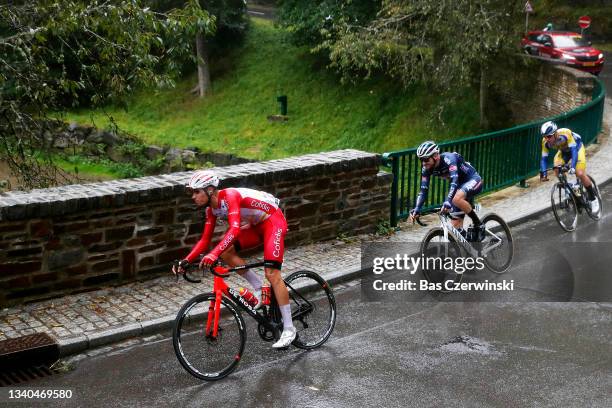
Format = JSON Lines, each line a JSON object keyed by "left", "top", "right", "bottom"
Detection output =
{"left": 208, "top": 189, "right": 242, "bottom": 259}
{"left": 445, "top": 155, "right": 459, "bottom": 203}
{"left": 185, "top": 207, "right": 216, "bottom": 263}
{"left": 567, "top": 136, "right": 579, "bottom": 169}
{"left": 413, "top": 170, "right": 431, "bottom": 212}
{"left": 540, "top": 138, "right": 549, "bottom": 177}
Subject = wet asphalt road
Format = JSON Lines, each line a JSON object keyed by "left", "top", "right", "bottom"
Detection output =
{"left": 19, "top": 183, "right": 612, "bottom": 407}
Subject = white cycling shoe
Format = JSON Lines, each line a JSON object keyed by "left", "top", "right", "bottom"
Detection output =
{"left": 272, "top": 326, "right": 296, "bottom": 349}
{"left": 590, "top": 199, "right": 600, "bottom": 214}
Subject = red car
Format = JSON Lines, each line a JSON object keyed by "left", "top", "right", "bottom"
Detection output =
{"left": 521, "top": 30, "right": 604, "bottom": 75}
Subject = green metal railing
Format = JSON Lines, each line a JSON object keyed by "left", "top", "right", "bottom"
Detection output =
{"left": 382, "top": 78, "right": 606, "bottom": 226}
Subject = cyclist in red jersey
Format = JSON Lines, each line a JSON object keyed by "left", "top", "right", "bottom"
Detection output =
{"left": 172, "top": 170, "right": 296, "bottom": 348}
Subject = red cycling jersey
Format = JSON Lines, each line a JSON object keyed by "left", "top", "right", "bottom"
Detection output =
{"left": 185, "top": 188, "right": 287, "bottom": 266}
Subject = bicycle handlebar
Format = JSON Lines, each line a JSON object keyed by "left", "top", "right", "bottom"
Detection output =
{"left": 412, "top": 207, "right": 443, "bottom": 227}
{"left": 414, "top": 218, "right": 428, "bottom": 227}
{"left": 553, "top": 164, "right": 571, "bottom": 173}
{"left": 174, "top": 259, "right": 270, "bottom": 283}
{"left": 173, "top": 260, "right": 202, "bottom": 283}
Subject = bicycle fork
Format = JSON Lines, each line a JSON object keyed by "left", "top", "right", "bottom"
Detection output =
{"left": 205, "top": 290, "right": 223, "bottom": 339}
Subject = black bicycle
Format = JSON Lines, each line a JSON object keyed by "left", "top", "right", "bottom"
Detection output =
{"left": 172, "top": 261, "right": 336, "bottom": 380}
{"left": 550, "top": 165, "right": 603, "bottom": 232}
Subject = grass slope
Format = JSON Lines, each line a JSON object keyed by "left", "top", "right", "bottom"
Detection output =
{"left": 67, "top": 18, "right": 480, "bottom": 164}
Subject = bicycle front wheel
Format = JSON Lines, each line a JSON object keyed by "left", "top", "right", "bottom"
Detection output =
{"left": 551, "top": 182, "right": 578, "bottom": 232}
{"left": 420, "top": 227, "right": 463, "bottom": 292}
{"left": 284, "top": 271, "right": 336, "bottom": 350}
{"left": 173, "top": 293, "right": 246, "bottom": 381}
{"left": 585, "top": 175, "right": 603, "bottom": 221}
{"left": 480, "top": 213, "right": 514, "bottom": 273}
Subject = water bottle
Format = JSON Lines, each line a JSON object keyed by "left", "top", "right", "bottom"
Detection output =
{"left": 261, "top": 284, "right": 271, "bottom": 306}
{"left": 238, "top": 287, "right": 259, "bottom": 307}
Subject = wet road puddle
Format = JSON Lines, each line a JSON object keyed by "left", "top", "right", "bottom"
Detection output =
{"left": 438, "top": 335, "right": 502, "bottom": 356}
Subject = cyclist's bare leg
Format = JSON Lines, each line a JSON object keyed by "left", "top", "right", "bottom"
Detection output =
{"left": 220, "top": 246, "right": 246, "bottom": 268}
{"left": 450, "top": 218, "right": 463, "bottom": 229}
{"left": 576, "top": 169, "right": 592, "bottom": 188}
{"left": 451, "top": 190, "right": 471, "bottom": 229}
{"left": 266, "top": 267, "right": 296, "bottom": 346}
{"left": 265, "top": 268, "right": 289, "bottom": 306}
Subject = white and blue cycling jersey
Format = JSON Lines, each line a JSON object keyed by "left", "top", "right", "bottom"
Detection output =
{"left": 414, "top": 152, "right": 482, "bottom": 213}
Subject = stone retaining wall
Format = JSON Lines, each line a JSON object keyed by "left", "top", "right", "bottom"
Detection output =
{"left": 504, "top": 63, "right": 597, "bottom": 122}
{"left": 0, "top": 149, "right": 391, "bottom": 306}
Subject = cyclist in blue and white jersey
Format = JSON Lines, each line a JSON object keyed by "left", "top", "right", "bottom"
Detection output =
{"left": 409, "top": 141, "right": 485, "bottom": 241}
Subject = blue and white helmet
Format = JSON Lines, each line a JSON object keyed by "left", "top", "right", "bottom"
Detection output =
{"left": 540, "top": 121, "right": 558, "bottom": 137}
{"left": 416, "top": 141, "right": 440, "bottom": 159}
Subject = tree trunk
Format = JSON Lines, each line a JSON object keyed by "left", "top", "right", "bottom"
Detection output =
{"left": 479, "top": 65, "right": 488, "bottom": 129}
{"left": 195, "top": 32, "right": 211, "bottom": 97}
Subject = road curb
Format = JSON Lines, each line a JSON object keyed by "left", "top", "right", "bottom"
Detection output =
{"left": 58, "top": 319, "right": 174, "bottom": 357}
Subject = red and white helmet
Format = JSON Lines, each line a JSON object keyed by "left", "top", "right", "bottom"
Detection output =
{"left": 187, "top": 170, "right": 219, "bottom": 190}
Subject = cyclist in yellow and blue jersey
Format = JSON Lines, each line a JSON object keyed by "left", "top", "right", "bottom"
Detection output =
{"left": 539, "top": 121, "right": 599, "bottom": 213}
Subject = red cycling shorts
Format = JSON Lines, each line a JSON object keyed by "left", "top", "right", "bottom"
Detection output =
{"left": 234, "top": 208, "right": 287, "bottom": 267}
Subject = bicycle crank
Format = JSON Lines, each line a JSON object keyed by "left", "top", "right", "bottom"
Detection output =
{"left": 257, "top": 323, "right": 276, "bottom": 342}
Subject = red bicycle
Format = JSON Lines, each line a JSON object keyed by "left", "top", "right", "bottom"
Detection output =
{"left": 172, "top": 260, "right": 336, "bottom": 380}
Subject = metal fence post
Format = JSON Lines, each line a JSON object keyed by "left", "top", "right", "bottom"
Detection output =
{"left": 390, "top": 157, "right": 399, "bottom": 227}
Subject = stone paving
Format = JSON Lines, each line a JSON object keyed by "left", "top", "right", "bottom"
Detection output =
{"left": 1, "top": 100, "right": 610, "bottom": 355}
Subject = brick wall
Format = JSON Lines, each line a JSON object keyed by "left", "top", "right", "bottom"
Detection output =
{"left": 0, "top": 149, "right": 392, "bottom": 306}
{"left": 503, "top": 63, "right": 596, "bottom": 122}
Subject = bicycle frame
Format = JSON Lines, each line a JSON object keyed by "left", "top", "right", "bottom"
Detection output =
{"left": 205, "top": 262, "right": 282, "bottom": 340}
{"left": 202, "top": 262, "right": 316, "bottom": 342}
{"left": 436, "top": 212, "right": 504, "bottom": 260}
{"left": 555, "top": 166, "right": 588, "bottom": 211}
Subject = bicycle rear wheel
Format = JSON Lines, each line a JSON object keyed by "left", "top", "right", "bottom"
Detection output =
{"left": 173, "top": 293, "right": 246, "bottom": 380}
{"left": 284, "top": 271, "right": 336, "bottom": 350}
{"left": 551, "top": 182, "right": 578, "bottom": 232}
{"left": 479, "top": 213, "right": 514, "bottom": 273}
{"left": 585, "top": 176, "right": 603, "bottom": 221}
{"left": 420, "top": 227, "right": 463, "bottom": 292}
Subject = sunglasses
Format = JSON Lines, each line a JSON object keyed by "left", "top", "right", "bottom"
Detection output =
{"left": 420, "top": 157, "right": 433, "bottom": 163}
{"left": 544, "top": 134, "right": 555, "bottom": 139}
